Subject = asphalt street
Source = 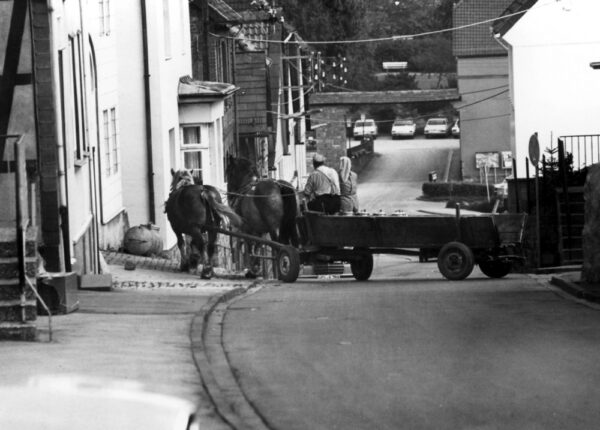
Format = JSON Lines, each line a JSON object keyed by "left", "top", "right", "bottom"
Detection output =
{"left": 222, "top": 259, "right": 600, "bottom": 430}
{"left": 209, "top": 138, "right": 600, "bottom": 430}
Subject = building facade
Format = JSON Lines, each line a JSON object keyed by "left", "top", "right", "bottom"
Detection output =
{"left": 453, "top": 0, "right": 513, "bottom": 184}
{"left": 494, "top": 0, "right": 600, "bottom": 177}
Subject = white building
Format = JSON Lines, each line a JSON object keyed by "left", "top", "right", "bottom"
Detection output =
{"left": 494, "top": 0, "right": 600, "bottom": 176}
{"left": 91, "top": 0, "right": 232, "bottom": 249}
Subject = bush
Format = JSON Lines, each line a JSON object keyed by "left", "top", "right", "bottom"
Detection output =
{"left": 422, "top": 181, "right": 494, "bottom": 199}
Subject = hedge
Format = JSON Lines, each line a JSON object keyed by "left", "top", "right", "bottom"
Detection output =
{"left": 422, "top": 181, "right": 494, "bottom": 199}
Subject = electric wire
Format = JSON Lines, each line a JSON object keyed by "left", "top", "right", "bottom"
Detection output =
{"left": 210, "top": 2, "right": 551, "bottom": 46}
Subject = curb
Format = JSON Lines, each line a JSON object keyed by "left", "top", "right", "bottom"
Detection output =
{"left": 190, "top": 281, "right": 271, "bottom": 430}
{"left": 550, "top": 275, "right": 600, "bottom": 304}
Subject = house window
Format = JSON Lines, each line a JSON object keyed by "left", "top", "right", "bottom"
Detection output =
{"left": 181, "top": 125, "right": 209, "bottom": 183}
{"left": 163, "top": 0, "right": 171, "bottom": 59}
{"left": 70, "top": 36, "right": 85, "bottom": 161}
{"left": 102, "top": 107, "right": 119, "bottom": 176}
{"left": 99, "top": 0, "right": 110, "bottom": 36}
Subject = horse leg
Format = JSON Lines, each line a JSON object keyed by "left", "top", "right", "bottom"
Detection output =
{"left": 202, "top": 229, "right": 218, "bottom": 279}
{"left": 189, "top": 228, "right": 212, "bottom": 280}
{"left": 176, "top": 232, "right": 189, "bottom": 272}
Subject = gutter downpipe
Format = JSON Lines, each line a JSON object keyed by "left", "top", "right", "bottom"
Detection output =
{"left": 140, "top": 0, "right": 156, "bottom": 223}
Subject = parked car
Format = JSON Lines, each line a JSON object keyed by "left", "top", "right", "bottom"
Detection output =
{"left": 424, "top": 117, "right": 451, "bottom": 138}
{"left": 391, "top": 119, "right": 416, "bottom": 139}
{"left": 452, "top": 119, "right": 460, "bottom": 138}
{"left": 353, "top": 119, "right": 378, "bottom": 139}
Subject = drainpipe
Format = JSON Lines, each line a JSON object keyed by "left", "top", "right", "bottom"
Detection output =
{"left": 140, "top": 0, "right": 156, "bottom": 223}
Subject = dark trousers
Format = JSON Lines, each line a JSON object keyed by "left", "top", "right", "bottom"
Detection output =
{"left": 307, "top": 194, "right": 341, "bottom": 214}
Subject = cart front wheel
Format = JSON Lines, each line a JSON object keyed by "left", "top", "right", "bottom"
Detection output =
{"left": 437, "top": 242, "right": 474, "bottom": 280}
{"left": 351, "top": 249, "right": 373, "bottom": 281}
{"left": 479, "top": 260, "right": 511, "bottom": 278}
{"left": 277, "top": 246, "right": 300, "bottom": 283}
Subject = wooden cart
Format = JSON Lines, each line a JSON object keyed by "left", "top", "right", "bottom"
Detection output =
{"left": 296, "top": 210, "right": 527, "bottom": 281}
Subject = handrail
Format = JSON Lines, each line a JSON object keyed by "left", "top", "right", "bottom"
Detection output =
{"left": 4, "top": 134, "right": 53, "bottom": 340}
{"left": 25, "top": 276, "right": 52, "bottom": 342}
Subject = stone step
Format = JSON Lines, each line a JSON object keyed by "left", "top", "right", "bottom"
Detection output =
{"left": 0, "top": 256, "right": 38, "bottom": 279}
{"left": 0, "top": 227, "right": 37, "bottom": 258}
{"left": 0, "top": 322, "right": 37, "bottom": 341}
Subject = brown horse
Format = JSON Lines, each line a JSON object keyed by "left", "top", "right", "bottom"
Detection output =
{"left": 225, "top": 156, "right": 299, "bottom": 247}
{"left": 165, "top": 169, "right": 241, "bottom": 279}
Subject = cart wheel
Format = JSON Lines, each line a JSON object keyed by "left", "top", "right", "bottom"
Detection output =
{"left": 351, "top": 249, "right": 373, "bottom": 281}
{"left": 437, "top": 241, "right": 474, "bottom": 280}
{"left": 277, "top": 246, "right": 300, "bottom": 283}
{"left": 479, "top": 260, "right": 512, "bottom": 278}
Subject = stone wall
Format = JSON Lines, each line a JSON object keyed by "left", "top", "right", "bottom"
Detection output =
{"left": 582, "top": 164, "right": 600, "bottom": 283}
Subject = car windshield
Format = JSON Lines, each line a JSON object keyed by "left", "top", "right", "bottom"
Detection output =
{"left": 428, "top": 119, "right": 446, "bottom": 125}
{"left": 355, "top": 121, "right": 374, "bottom": 127}
{"left": 395, "top": 120, "right": 413, "bottom": 126}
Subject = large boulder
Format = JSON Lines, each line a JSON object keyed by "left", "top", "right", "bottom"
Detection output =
{"left": 582, "top": 164, "right": 600, "bottom": 283}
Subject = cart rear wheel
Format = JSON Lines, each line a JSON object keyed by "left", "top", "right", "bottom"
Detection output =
{"left": 351, "top": 249, "right": 373, "bottom": 281}
{"left": 437, "top": 242, "right": 474, "bottom": 280}
{"left": 479, "top": 260, "right": 511, "bottom": 278}
{"left": 277, "top": 246, "right": 300, "bottom": 283}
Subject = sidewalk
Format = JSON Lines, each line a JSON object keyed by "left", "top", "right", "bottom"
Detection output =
{"left": 0, "top": 251, "right": 257, "bottom": 430}
{"left": 550, "top": 270, "right": 600, "bottom": 304}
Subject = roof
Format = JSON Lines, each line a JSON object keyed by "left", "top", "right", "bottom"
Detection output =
{"left": 178, "top": 77, "right": 238, "bottom": 101}
{"left": 492, "top": 0, "right": 539, "bottom": 36}
{"left": 208, "top": 0, "right": 243, "bottom": 23}
{"left": 453, "top": 0, "right": 515, "bottom": 57}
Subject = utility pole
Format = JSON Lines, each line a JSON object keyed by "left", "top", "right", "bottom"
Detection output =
{"left": 202, "top": 0, "right": 210, "bottom": 79}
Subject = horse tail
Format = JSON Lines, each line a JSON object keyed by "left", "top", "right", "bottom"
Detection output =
{"left": 277, "top": 180, "right": 299, "bottom": 246}
{"left": 213, "top": 200, "right": 243, "bottom": 228}
{"left": 202, "top": 190, "right": 243, "bottom": 228}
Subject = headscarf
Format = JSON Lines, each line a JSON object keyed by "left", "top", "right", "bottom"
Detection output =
{"left": 313, "top": 153, "right": 326, "bottom": 163}
{"left": 339, "top": 156, "right": 352, "bottom": 183}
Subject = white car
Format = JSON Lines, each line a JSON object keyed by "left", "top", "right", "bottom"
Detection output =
{"left": 451, "top": 119, "right": 460, "bottom": 137}
{"left": 0, "top": 375, "right": 200, "bottom": 430}
{"left": 424, "top": 118, "right": 451, "bottom": 138}
{"left": 353, "top": 119, "right": 378, "bottom": 139}
{"left": 391, "top": 119, "right": 416, "bottom": 139}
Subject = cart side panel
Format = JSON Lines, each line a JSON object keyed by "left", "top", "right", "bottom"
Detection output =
{"left": 303, "top": 212, "right": 460, "bottom": 248}
{"left": 492, "top": 213, "right": 528, "bottom": 245}
{"left": 377, "top": 217, "right": 458, "bottom": 248}
{"left": 304, "top": 214, "right": 378, "bottom": 247}
{"left": 459, "top": 216, "right": 498, "bottom": 249}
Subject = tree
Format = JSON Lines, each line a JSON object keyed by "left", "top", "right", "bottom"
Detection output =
{"left": 279, "top": 0, "right": 457, "bottom": 91}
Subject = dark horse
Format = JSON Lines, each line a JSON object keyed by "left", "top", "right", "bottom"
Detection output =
{"left": 165, "top": 169, "right": 241, "bottom": 279}
{"left": 225, "top": 156, "right": 299, "bottom": 247}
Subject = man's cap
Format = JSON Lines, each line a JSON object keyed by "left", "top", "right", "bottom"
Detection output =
{"left": 313, "top": 153, "right": 326, "bottom": 163}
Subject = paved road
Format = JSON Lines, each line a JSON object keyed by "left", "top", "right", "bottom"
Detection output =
{"left": 357, "top": 137, "right": 460, "bottom": 214}
{"left": 223, "top": 265, "right": 600, "bottom": 430}
{"left": 209, "top": 145, "right": 600, "bottom": 429}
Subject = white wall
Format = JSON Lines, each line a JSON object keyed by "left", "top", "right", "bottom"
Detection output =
{"left": 50, "top": 0, "right": 94, "bottom": 258}
{"left": 116, "top": 0, "right": 192, "bottom": 248}
{"left": 115, "top": 1, "right": 147, "bottom": 228}
{"left": 504, "top": 0, "right": 600, "bottom": 175}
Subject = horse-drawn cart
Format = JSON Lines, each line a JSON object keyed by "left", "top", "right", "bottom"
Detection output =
{"left": 292, "top": 209, "right": 527, "bottom": 282}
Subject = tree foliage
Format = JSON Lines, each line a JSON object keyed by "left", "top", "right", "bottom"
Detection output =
{"left": 279, "top": 0, "right": 457, "bottom": 90}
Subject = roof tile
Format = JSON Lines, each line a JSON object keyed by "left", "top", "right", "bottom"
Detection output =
{"left": 453, "top": 0, "right": 514, "bottom": 57}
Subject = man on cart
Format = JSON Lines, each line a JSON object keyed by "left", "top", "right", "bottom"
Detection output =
{"left": 303, "top": 153, "right": 341, "bottom": 214}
